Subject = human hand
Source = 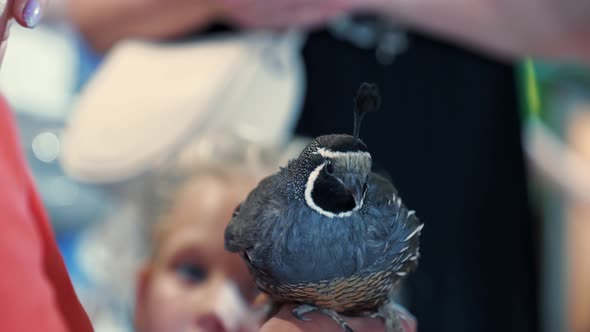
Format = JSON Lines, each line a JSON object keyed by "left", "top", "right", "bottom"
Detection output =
{"left": 355, "top": 0, "right": 590, "bottom": 61}
{"left": 217, "top": 0, "right": 365, "bottom": 29}
{"left": 0, "top": 0, "right": 48, "bottom": 65}
{"left": 259, "top": 304, "right": 417, "bottom": 332}
{"left": 67, "top": 0, "right": 224, "bottom": 52}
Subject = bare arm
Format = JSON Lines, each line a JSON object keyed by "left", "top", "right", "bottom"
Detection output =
{"left": 364, "top": 0, "right": 590, "bottom": 61}
{"left": 66, "top": 0, "right": 590, "bottom": 60}
{"left": 65, "top": 0, "right": 222, "bottom": 52}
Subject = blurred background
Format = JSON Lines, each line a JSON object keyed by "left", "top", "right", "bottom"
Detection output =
{"left": 2, "top": 1, "right": 590, "bottom": 332}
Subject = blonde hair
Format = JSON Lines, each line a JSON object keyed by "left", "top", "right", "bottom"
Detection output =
{"left": 75, "top": 130, "right": 309, "bottom": 329}
{"left": 139, "top": 130, "right": 309, "bottom": 256}
{"left": 148, "top": 166, "right": 259, "bottom": 257}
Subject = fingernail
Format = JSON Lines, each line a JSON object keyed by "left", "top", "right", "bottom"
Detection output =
{"left": 23, "top": 0, "right": 42, "bottom": 28}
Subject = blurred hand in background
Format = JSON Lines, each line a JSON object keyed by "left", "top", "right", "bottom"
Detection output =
{"left": 65, "top": 0, "right": 364, "bottom": 52}
{"left": 221, "top": 0, "right": 590, "bottom": 62}
{"left": 215, "top": 0, "right": 361, "bottom": 29}
{"left": 360, "top": 0, "right": 590, "bottom": 62}
{"left": 66, "top": 0, "right": 222, "bottom": 52}
{"left": 67, "top": 0, "right": 590, "bottom": 61}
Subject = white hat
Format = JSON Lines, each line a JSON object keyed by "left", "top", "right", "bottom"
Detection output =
{"left": 61, "top": 31, "right": 305, "bottom": 183}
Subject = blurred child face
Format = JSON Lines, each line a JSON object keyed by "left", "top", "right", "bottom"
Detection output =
{"left": 135, "top": 176, "right": 261, "bottom": 332}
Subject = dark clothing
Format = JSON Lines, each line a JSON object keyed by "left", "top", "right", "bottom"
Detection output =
{"left": 295, "top": 30, "right": 539, "bottom": 332}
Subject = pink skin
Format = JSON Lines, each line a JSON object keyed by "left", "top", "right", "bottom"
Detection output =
{"left": 260, "top": 304, "right": 417, "bottom": 332}
{"left": 134, "top": 177, "right": 261, "bottom": 332}
{"left": 67, "top": 0, "right": 590, "bottom": 60}
{"left": 217, "top": 0, "right": 363, "bottom": 29}
{"left": 217, "top": 0, "right": 590, "bottom": 61}
{"left": 66, "top": 0, "right": 223, "bottom": 52}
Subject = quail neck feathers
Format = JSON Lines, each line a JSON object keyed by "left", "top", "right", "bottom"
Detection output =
{"left": 224, "top": 83, "right": 423, "bottom": 332}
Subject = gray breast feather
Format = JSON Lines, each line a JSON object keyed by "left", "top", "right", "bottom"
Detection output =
{"left": 265, "top": 206, "right": 367, "bottom": 282}
{"left": 225, "top": 171, "right": 422, "bottom": 284}
{"left": 362, "top": 173, "right": 422, "bottom": 274}
{"left": 224, "top": 174, "right": 283, "bottom": 253}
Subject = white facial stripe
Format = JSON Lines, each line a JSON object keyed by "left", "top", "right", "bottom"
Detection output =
{"left": 304, "top": 163, "right": 325, "bottom": 215}
{"left": 316, "top": 148, "right": 371, "bottom": 159}
{"left": 304, "top": 162, "right": 364, "bottom": 218}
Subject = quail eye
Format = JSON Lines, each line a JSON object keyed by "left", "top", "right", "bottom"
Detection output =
{"left": 326, "top": 161, "right": 335, "bottom": 175}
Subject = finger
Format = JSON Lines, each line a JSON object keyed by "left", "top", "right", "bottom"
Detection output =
{"left": 221, "top": 0, "right": 293, "bottom": 27}
{"left": 391, "top": 302, "right": 417, "bottom": 332}
{"left": 261, "top": 304, "right": 417, "bottom": 332}
{"left": 260, "top": 305, "right": 385, "bottom": 332}
{"left": 12, "top": 0, "right": 47, "bottom": 28}
{"left": 286, "top": 4, "right": 352, "bottom": 29}
{"left": 231, "top": 1, "right": 353, "bottom": 29}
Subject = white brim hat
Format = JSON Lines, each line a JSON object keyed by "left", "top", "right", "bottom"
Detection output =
{"left": 61, "top": 31, "right": 305, "bottom": 183}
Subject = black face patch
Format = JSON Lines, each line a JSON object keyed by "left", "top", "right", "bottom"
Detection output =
{"left": 311, "top": 171, "right": 356, "bottom": 214}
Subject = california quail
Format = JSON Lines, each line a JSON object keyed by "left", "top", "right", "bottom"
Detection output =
{"left": 225, "top": 83, "right": 423, "bottom": 332}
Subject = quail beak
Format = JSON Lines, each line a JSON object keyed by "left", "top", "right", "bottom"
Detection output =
{"left": 344, "top": 176, "right": 366, "bottom": 207}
